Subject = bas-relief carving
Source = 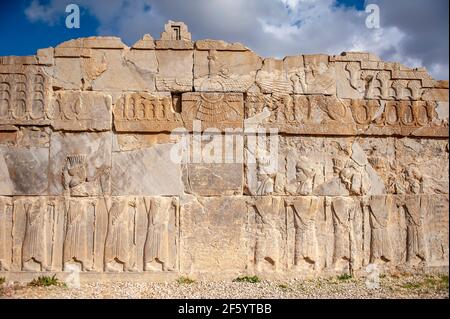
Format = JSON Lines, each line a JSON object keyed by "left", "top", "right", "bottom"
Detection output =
{"left": 0, "top": 65, "right": 51, "bottom": 126}
{"left": 0, "top": 196, "right": 178, "bottom": 273}
{"left": 113, "top": 92, "right": 182, "bottom": 132}
{"left": 0, "top": 21, "right": 448, "bottom": 277}
{"left": 244, "top": 93, "right": 448, "bottom": 137}
{"left": 182, "top": 92, "right": 244, "bottom": 131}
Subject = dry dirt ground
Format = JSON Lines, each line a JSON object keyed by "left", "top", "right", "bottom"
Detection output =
{"left": 0, "top": 273, "right": 448, "bottom": 299}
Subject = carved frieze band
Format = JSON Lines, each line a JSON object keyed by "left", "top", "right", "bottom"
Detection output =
{"left": 0, "top": 195, "right": 447, "bottom": 273}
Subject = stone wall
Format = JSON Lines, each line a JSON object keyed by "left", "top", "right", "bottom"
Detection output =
{"left": 0, "top": 21, "right": 448, "bottom": 280}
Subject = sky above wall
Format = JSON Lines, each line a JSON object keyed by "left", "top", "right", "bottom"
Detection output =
{"left": 0, "top": 0, "right": 448, "bottom": 80}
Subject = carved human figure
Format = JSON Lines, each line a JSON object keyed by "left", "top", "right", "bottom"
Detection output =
{"left": 295, "top": 157, "right": 316, "bottom": 195}
{"left": 144, "top": 198, "right": 175, "bottom": 271}
{"left": 253, "top": 199, "right": 280, "bottom": 272}
{"left": 0, "top": 201, "right": 12, "bottom": 271}
{"left": 22, "top": 199, "right": 50, "bottom": 271}
{"left": 256, "top": 158, "right": 275, "bottom": 195}
{"left": 403, "top": 166, "right": 423, "bottom": 195}
{"left": 104, "top": 199, "right": 137, "bottom": 272}
{"left": 290, "top": 197, "right": 320, "bottom": 270}
{"left": 367, "top": 196, "right": 392, "bottom": 264}
{"left": 403, "top": 197, "right": 426, "bottom": 264}
{"left": 63, "top": 200, "right": 93, "bottom": 271}
{"left": 63, "top": 154, "right": 87, "bottom": 192}
{"left": 339, "top": 163, "right": 370, "bottom": 195}
{"left": 330, "top": 198, "right": 353, "bottom": 269}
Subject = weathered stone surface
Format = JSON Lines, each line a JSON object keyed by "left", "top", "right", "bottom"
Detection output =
{"left": 113, "top": 92, "right": 182, "bottom": 132}
{"left": 91, "top": 49, "right": 156, "bottom": 92}
{"left": 50, "top": 91, "right": 112, "bottom": 131}
{"left": 180, "top": 196, "right": 248, "bottom": 274}
{"left": 0, "top": 65, "right": 52, "bottom": 126}
{"left": 183, "top": 163, "right": 243, "bottom": 196}
{"left": 132, "top": 34, "right": 155, "bottom": 50}
{"left": 0, "top": 196, "right": 178, "bottom": 272}
{"left": 0, "top": 21, "right": 448, "bottom": 279}
{"left": 194, "top": 49, "right": 262, "bottom": 92}
{"left": 56, "top": 36, "right": 126, "bottom": 49}
{"left": 48, "top": 132, "right": 112, "bottom": 196}
{"left": 111, "top": 143, "right": 184, "bottom": 196}
{"left": 155, "top": 50, "right": 193, "bottom": 92}
{"left": 182, "top": 92, "right": 244, "bottom": 131}
{"left": 0, "top": 146, "right": 49, "bottom": 195}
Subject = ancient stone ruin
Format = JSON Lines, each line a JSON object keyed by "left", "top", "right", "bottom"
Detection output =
{"left": 0, "top": 21, "right": 448, "bottom": 281}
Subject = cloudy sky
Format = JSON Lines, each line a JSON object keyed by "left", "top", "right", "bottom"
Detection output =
{"left": 1, "top": 0, "right": 448, "bottom": 79}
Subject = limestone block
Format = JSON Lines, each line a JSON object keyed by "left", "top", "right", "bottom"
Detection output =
{"left": 16, "top": 126, "right": 51, "bottom": 147}
{"left": 194, "top": 50, "right": 262, "bottom": 92}
{"left": 91, "top": 49, "right": 156, "bottom": 92}
{"left": 50, "top": 91, "right": 112, "bottom": 131}
{"left": 132, "top": 34, "right": 155, "bottom": 50}
{"left": 111, "top": 143, "right": 184, "bottom": 196}
{"left": 0, "top": 146, "right": 49, "bottom": 195}
{"left": 182, "top": 92, "right": 244, "bottom": 131}
{"left": 48, "top": 132, "right": 112, "bottom": 196}
{"left": 52, "top": 57, "right": 83, "bottom": 90}
{"left": 56, "top": 36, "right": 126, "bottom": 49}
{"left": 37, "top": 48, "right": 54, "bottom": 66}
{"left": 195, "top": 40, "right": 249, "bottom": 51}
{"left": 113, "top": 92, "right": 182, "bottom": 132}
{"left": 0, "top": 65, "right": 52, "bottom": 126}
{"left": 0, "top": 131, "right": 17, "bottom": 146}
{"left": 183, "top": 163, "right": 243, "bottom": 196}
{"left": 155, "top": 50, "right": 193, "bottom": 92}
{"left": 294, "top": 55, "right": 336, "bottom": 95}
{"left": 0, "top": 56, "right": 38, "bottom": 65}
{"left": 156, "top": 21, "right": 193, "bottom": 49}
{"left": 180, "top": 196, "right": 248, "bottom": 274}
{"left": 161, "top": 21, "right": 192, "bottom": 41}
{"left": 255, "top": 57, "right": 301, "bottom": 95}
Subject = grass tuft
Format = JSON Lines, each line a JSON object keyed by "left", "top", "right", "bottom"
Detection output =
{"left": 28, "top": 275, "right": 64, "bottom": 287}
{"left": 233, "top": 275, "right": 261, "bottom": 283}
{"left": 336, "top": 273, "right": 352, "bottom": 281}
{"left": 177, "top": 276, "right": 196, "bottom": 284}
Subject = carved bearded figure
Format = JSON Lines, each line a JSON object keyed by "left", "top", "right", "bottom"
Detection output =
{"left": 144, "top": 198, "right": 174, "bottom": 271}
{"left": 368, "top": 196, "right": 392, "bottom": 264}
{"left": 104, "top": 199, "right": 137, "bottom": 272}
{"left": 330, "top": 197, "right": 353, "bottom": 269}
{"left": 291, "top": 197, "right": 320, "bottom": 269}
{"left": 22, "top": 199, "right": 49, "bottom": 271}
{"left": 253, "top": 199, "right": 280, "bottom": 272}
{"left": 63, "top": 200, "right": 92, "bottom": 271}
{"left": 295, "top": 157, "right": 316, "bottom": 195}
{"left": 404, "top": 197, "right": 426, "bottom": 264}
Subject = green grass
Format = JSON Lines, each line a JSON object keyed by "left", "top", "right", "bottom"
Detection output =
{"left": 401, "top": 281, "right": 422, "bottom": 289}
{"left": 278, "top": 284, "right": 288, "bottom": 289}
{"left": 336, "top": 273, "right": 352, "bottom": 281}
{"left": 177, "top": 276, "right": 196, "bottom": 284}
{"left": 233, "top": 276, "right": 261, "bottom": 283}
{"left": 401, "top": 275, "right": 449, "bottom": 291}
{"left": 0, "top": 277, "right": 5, "bottom": 285}
{"left": 28, "top": 275, "right": 64, "bottom": 287}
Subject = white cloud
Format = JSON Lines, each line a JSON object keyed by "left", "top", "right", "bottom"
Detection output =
{"left": 24, "top": 0, "right": 449, "bottom": 79}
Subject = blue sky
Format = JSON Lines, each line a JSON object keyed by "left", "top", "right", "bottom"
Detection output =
{"left": 0, "top": 0, "right": 448, "bottom": 79}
